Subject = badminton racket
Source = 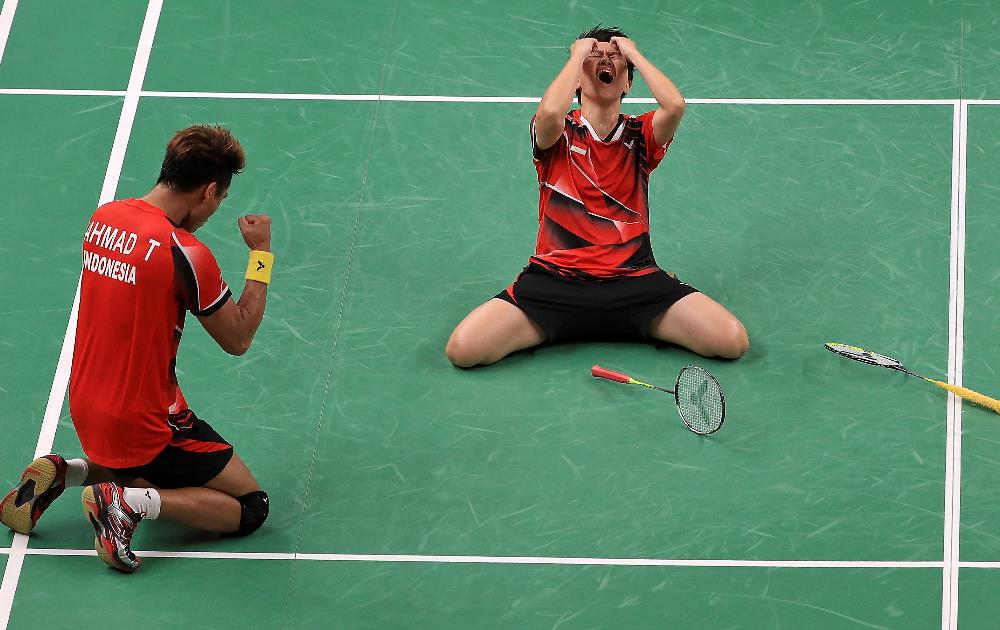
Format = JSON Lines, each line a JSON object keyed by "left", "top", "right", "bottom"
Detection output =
{"left": 824, "top": 342, "right": 1000, "bottom": 414}
{"left": 591, "top": 364, "right": 726, "bottom": 434}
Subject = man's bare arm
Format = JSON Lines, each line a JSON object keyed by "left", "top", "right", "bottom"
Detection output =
{"left": 198, "top": 215, "right": 272, "bottom": 356}
{"left": 534, "top": 38, "right": 597, "bottom": 150}
{"left": 612, "top": 37, "right": 685, "bottom": 146}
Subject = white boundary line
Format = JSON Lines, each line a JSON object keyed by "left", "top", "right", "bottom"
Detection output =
{"left": 0, "top": 26, "right": 995, "bottom": 620}
{"left": 941, "top": 101, "right": 968, "bottom": 630}
{"left": 0, "top": 1, "right": 162, "bottom": 628}
{"left": 0, "top": 88, "right": 124, "bottom": 96}
{"left": 0, "top": 88, "right": 996, "bottom": 106}
{"left": 0, "top": 547, "right": 944, "bottom": 568}
{"left": 0, "top": 0, "right": 18, "bottom": 65}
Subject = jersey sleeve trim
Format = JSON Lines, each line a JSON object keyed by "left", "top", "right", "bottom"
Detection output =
{"left": 171, "top": 231, "right": 231, "bottom": 316}
{"left": 199, "top": 287, "right": 232, "bottom": 317}
{"left": 531, "top": 114, "right": 570, "bottom": 161}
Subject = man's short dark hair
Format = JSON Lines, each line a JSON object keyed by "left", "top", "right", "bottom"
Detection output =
{"left": 575, "top": 24, "right": 635, "bottom": 104}
{"left": 156, "top": 124, "right": 246, "bottom": 194}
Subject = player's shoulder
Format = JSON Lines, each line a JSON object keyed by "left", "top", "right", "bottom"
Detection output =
{"left": 565, "top": 109, "right": 592, "bottom": 140}
{"left": 170, "top": 226, "right": 212, "bottom": 253}
{"left": 623, "top": 111, "right": 655, "bottom": 126}
{"left": 621, "top": 111, "right": 657, "bottom": 143}
{"left": 93, "top": 198, "right": 174, "bottom": 231}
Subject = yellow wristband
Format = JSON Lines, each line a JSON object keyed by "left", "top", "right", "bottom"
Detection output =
{"left": 245, "top": 250, "right": 275, "bottom": 284}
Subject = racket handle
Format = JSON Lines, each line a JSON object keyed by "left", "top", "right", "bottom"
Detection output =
{"left": 932, "top": 381, "right": 1000, "bottom": 414}
{"left": 592, "top": 365, "right": 631, "bottom": 383}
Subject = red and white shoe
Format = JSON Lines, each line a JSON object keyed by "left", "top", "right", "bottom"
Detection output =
{"left": 0, "top": 454, "right": 68, "bottom": 535}
{"left": 82, "top": 483, "right": 143, "bottom": 573}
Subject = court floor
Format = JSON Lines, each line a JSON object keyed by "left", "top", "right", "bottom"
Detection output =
{"left": 1, "top": 1, "right": 999, "bottom": 628}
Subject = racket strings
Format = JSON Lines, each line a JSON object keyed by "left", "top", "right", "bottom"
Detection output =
{"left": 825, "top": 343, "right": 903, "bottom": 369}
{"left": 675, "top": 366, "right": 725, "bottom": 434}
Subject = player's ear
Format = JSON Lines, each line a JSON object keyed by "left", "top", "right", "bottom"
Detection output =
{"left": 203, "top": 181, "right": 218, "bottom": 201}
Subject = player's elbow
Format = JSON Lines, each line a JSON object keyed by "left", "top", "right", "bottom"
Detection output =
{"left": 221, "top": 336, "right": 252, "bottom": 356}
{"left": 664, "top": 99, "right": 685, "bottom": 120}
{"left": 535, "top": 100, "right": 562, "bottom": 118}
{"left": 535, "top": 105, "right": 565, "bottom": 129}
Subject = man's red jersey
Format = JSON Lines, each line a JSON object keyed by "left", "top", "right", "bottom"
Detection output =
{"left": 529, "top": 109, "right": 671, "bottom": 278}
{"left": 69, "top": 199, "right": 231, "bottom": 468}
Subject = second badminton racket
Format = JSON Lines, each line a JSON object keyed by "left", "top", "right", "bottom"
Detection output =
{"left": 824, "top": 342, "right": 1000, "bottom": 414}
{"left": 591, "top": 364, "right": 726, "bottom": 435}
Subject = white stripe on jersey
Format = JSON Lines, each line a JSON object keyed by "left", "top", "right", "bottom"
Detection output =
{"left": 543, "top": 182, "right": 585, "bottom": 206}
{"left": 567, "top": 158, "right": 640, "bottom": 217}
{"left": 204, "top": 285, "right": 230, "bottom": 313}
{"left": 171, "top": 232, "right": 200, "bottom": 309}
{"left": 578, "top": 113, "right": 623, "bottom": 143}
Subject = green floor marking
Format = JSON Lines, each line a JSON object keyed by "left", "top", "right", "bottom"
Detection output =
{"left": 35, "top": 97, "right": 378, "bottom": 554}
{"left": 957, "top": 568, "right": 1000, "bottom": 630}
{"left": 0, "top": 0, "right": 145, "bottom": 90}
{"left": 962, "top": 2, "right": 1000, "bottom": 99}
{"left": 283, "top": 561, "right": 941, "bottom": 629}
{"left": 294, "top": 102, "right": 952, "bottom": 561}
{"left": 143, "top": 0, "right": 395, "bottom": 95}
{"left": 957, "top": 105, "right": 1000, "bottom": 562}
{"left": 0, "top": 95, "right": 123, "bottom": 547}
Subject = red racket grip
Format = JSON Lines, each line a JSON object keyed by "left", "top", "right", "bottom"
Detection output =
{"left": 592, "top": 365, "right": 631, "bottom": 383}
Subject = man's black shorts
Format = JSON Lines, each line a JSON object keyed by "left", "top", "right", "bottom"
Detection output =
{"left": 111, "top": 410, "right": 234, "bottom": 489}
{"left": 495, "top": 263, "right": 699, "bottom": 344}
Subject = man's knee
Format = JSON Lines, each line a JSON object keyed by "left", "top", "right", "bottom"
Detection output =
{"left": 445, "top": 331, "right": 482, "bottom": 368}
{"left": 234, "top": 490, "right": 269, "bottom": 537}
{"left": 717, "top": 322, "right": 749, "bottom": 359}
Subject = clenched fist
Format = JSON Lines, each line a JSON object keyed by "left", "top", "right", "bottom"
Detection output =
{"left": 238, "top": 215, "right": 271, "bottom": 252}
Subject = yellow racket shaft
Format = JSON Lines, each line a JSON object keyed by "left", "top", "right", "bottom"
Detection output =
{"left": 928, "top": 380, "right": 1000, "bottom": 414}
{"left": 629, "top": 378, "right": 673, "bottom": 394}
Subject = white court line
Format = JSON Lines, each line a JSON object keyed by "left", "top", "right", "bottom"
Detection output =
{"left": 290, "top": 554, "right": 942, "bottom": 569}
{"left": 0, "top": 88, "right": 983, "bottom": 106}
{"left": 25, "top": 548, "right": 296, "bottom": 561}
{"left": 0, "top": 0, "right": 18, "bottom": 65}
{"left": 10, "top": 547, "right": 943, "bottom": 568}
{"left": 960, "top": 562, "right": 1000, "bottom": 569}
{"left": 136, "top": 93, "right": 966, "bottom": 107}
{"left": 0, "top": 88, "right": 124, "bottom": 96}
{"left": 0, "top": 34, "right": 989, "bottom": 615}
{"left": 0, "top": 1, "right": 162, "bottom": 628}
{"left": 941, "top": 101, "right": 968, "bottom": 630}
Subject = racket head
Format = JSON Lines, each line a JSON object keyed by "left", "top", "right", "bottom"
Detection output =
{"left": 673, "top": 365, "right": 726, "bottom": 435}
{"left": 824, "top": 342, "right": 906, "bottom": 371}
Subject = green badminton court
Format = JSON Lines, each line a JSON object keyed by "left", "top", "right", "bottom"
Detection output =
{"left": 2, "top": 1, "right": 1000, "bottom": 628}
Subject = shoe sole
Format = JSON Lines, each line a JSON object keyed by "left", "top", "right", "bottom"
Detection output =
{"left": 81, "top": 486, "right": 140, "bottom": 573}
{"left": 0, "top": 456, "right": 60, "bottom": 535}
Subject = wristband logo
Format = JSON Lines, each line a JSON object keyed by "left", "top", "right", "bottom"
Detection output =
{"left": 246, "top": 251, "right": 274, "bottom": 284}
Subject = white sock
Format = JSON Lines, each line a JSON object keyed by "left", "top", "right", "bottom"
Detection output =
{"left": 122, "top": 487, "right": 161, "bottom": 520}
{"left": 64, "top": 458, "right": 88, "bottom": 487}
